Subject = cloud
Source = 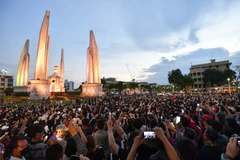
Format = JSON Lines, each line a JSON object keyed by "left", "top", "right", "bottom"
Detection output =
{"left": 145, "top": 48, "right": 240, "bottom": 84}
{"left": 116, "top": 0, "right": 230, "bottom": 53}
{"left": 1, "top": 0, "right": 240, "bottom": 88}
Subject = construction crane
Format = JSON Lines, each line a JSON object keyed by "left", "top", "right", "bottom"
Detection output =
{"left": 125, "top": 63, "right": 135, "bottom": 82}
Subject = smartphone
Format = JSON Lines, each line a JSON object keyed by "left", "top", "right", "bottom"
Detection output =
{"left": 144, "top": 131, "right": 155, "bottom": 139}
{"left": 44, "top": 135, "right": 49, "bottom": 141}
{"left": 69, "top": 155, "right": 80, "bottom": 160}
{"left": 176, "top": 116, "right": 181, "bottom": 124}
{"left": 170, "top": 122, "right": 175, "bottom": 128}
{"left": 195, "top": 107, "right": 198, "bottom": 112}
{"left": 0, "top": 145, "right": 3, "bottom": 154}
{"left": 51, "top": 133, "right": 56, "bottom": 139}
{"left": 237, "top": 137, "right": 240, "bottom": 146}
{"left": 181, "top": 109, "right": 184, "bottom": 113}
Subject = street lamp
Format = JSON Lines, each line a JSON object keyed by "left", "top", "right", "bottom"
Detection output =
{"left": 227, "top": 78, "right": 231, "bottom": 95}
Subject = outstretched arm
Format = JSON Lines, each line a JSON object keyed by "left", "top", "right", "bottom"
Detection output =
{"left": 112, "top": 116, "right": 126, "bottom": 139}
{"left": 18, "top": 118, "right": 27, "bottom": 135}
{"left": 153, "top": 127, "right": 180, "bottom": 160}
{"left": 76, "top": 126, "right": 88, "bottom": 145}
{"left": 69, "top": 121, "right": 87, "bottom": 156}
{"left": 107, "top": 116, "right": 120, "bottom": 155}
{"left": 224, "top": 105, "right": 233, "bottom": 118}
{"left": 126, "top": 132, "right": 143, "bottom": 160}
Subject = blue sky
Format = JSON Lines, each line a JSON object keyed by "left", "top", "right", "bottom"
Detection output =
{"left": 0, "top": 0, "right": 240, "bottom": 88}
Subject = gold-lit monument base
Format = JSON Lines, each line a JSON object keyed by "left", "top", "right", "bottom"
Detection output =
{"left": 13, "top": 86, "right": 29, "bottom": 92}
{"left": 29, "top": 80, "right": 50, "bottom": 100}
{"left": 81, "top": 83, "right": 103, "bottom": 97}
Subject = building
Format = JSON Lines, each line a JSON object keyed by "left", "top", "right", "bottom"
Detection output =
{"left": 103, "top": 77, "right": 118, "bottom": 84}
{"left": 64, "top": 80, "right": 70, "bottom": 90}
{"left": 69, "top": 81, "right": 74, "bottom": 91}
{"left": 47, "top": 49, "right": 65, "bottom": 93}
{"left": 64, "top": 79, "right": 74, "bottom": 91}
{"left": 48, "top": 66, "right": 65, "bottom": 92}
{"left": 190, "top": 59, "right": 232, "bottom": 90}
{"left": 0, "top": 75, "right": 14, "bottom": 93}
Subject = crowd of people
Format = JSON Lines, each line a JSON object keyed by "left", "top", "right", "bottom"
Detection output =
{"left": 0, "top": 92, "right": 240, "bottom": 160}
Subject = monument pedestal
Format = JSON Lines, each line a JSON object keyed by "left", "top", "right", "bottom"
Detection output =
{"left": 13, "top": 86, "right": 29, "bottom": 92}
{"left": 81, "top": 83, "right": 103, "bottom": 97}
{"left": 29, "top": 80, "right": 50, "bottom": 100}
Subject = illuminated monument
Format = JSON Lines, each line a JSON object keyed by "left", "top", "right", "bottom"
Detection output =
{"left": 48, "top": 49, "right": 65, "bottom": 93}
{"left": 29, "top": 10, "right": 50, "bottom": 100}
{"left": 81, "top": 30, "right": 102, "bottom": 97}
{"left": 14, "top": 39, "right": 30, "bottom": 92}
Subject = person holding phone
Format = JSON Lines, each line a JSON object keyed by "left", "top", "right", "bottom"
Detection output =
{"left": 221, "top": 137, "right": 240, "bottom": 160}
{"left": 127, "top": 127, "right": 180, "bottom": 160}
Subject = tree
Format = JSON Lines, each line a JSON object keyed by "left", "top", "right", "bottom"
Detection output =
{"left": 106, "top": 83, "right": 117, "bottom": 91}
{"left": 127, "top": 82, "right": 139, "bottom": 90}
{"left": 168, "top": 69, "right": 193, "bottom": 90}
{"left": 168, "top": 69, "right": 183, "bottom": 86}
{"left": 115, "top": 81, "right": 126, "bottom": 92}
{"left": 4, "top": 88, "right": 13, "bottom": 96}
{"left": 140, "top": 84, "right": 151, "bottom": 92}
{"left": 235, "top": 66, "right": 240, "bottom": 92}
{"left": 180, "top": 74, "right": 194, "bottom": 89}
{"left": 222, "top": 69, "right": 236, "bottom": 83}
{"left": 203, "top": 69, "right": 224, "bottom": 87}
{"left": 101, "top": 78, "right": 106, "bottom": 86}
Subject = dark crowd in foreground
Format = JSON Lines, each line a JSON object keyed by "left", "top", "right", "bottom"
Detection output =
{"left": 0, "top": 92, "right": 240, "bottom": 160}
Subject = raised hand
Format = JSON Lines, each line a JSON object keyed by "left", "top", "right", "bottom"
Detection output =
{"left": 107, "top": 116, "right": 113, "bottom": 128}
{"left": 68, "top": 120, "right": 77, "bottom": 136}
{"left": 111, "top": 116, "right": 117, "bottom": 124}
{"left": 226, "top": 137, "right": 239, "bottom": 159}
{"left": 133, "top": 132, "right": 143, "bottom": 147}
{"left": 153, "top": 127, "right": 166, "bottom": 140}
{"left": 20, "top": 117, "right": 27, "bottom": 126}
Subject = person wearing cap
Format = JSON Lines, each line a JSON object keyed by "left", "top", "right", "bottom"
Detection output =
{"left": 55, "top": 124, "right": 68, "bottom": 155}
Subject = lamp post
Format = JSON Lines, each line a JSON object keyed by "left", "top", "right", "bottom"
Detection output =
{"left": 227, "top": 78, "right": 231, "bottom": 95}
